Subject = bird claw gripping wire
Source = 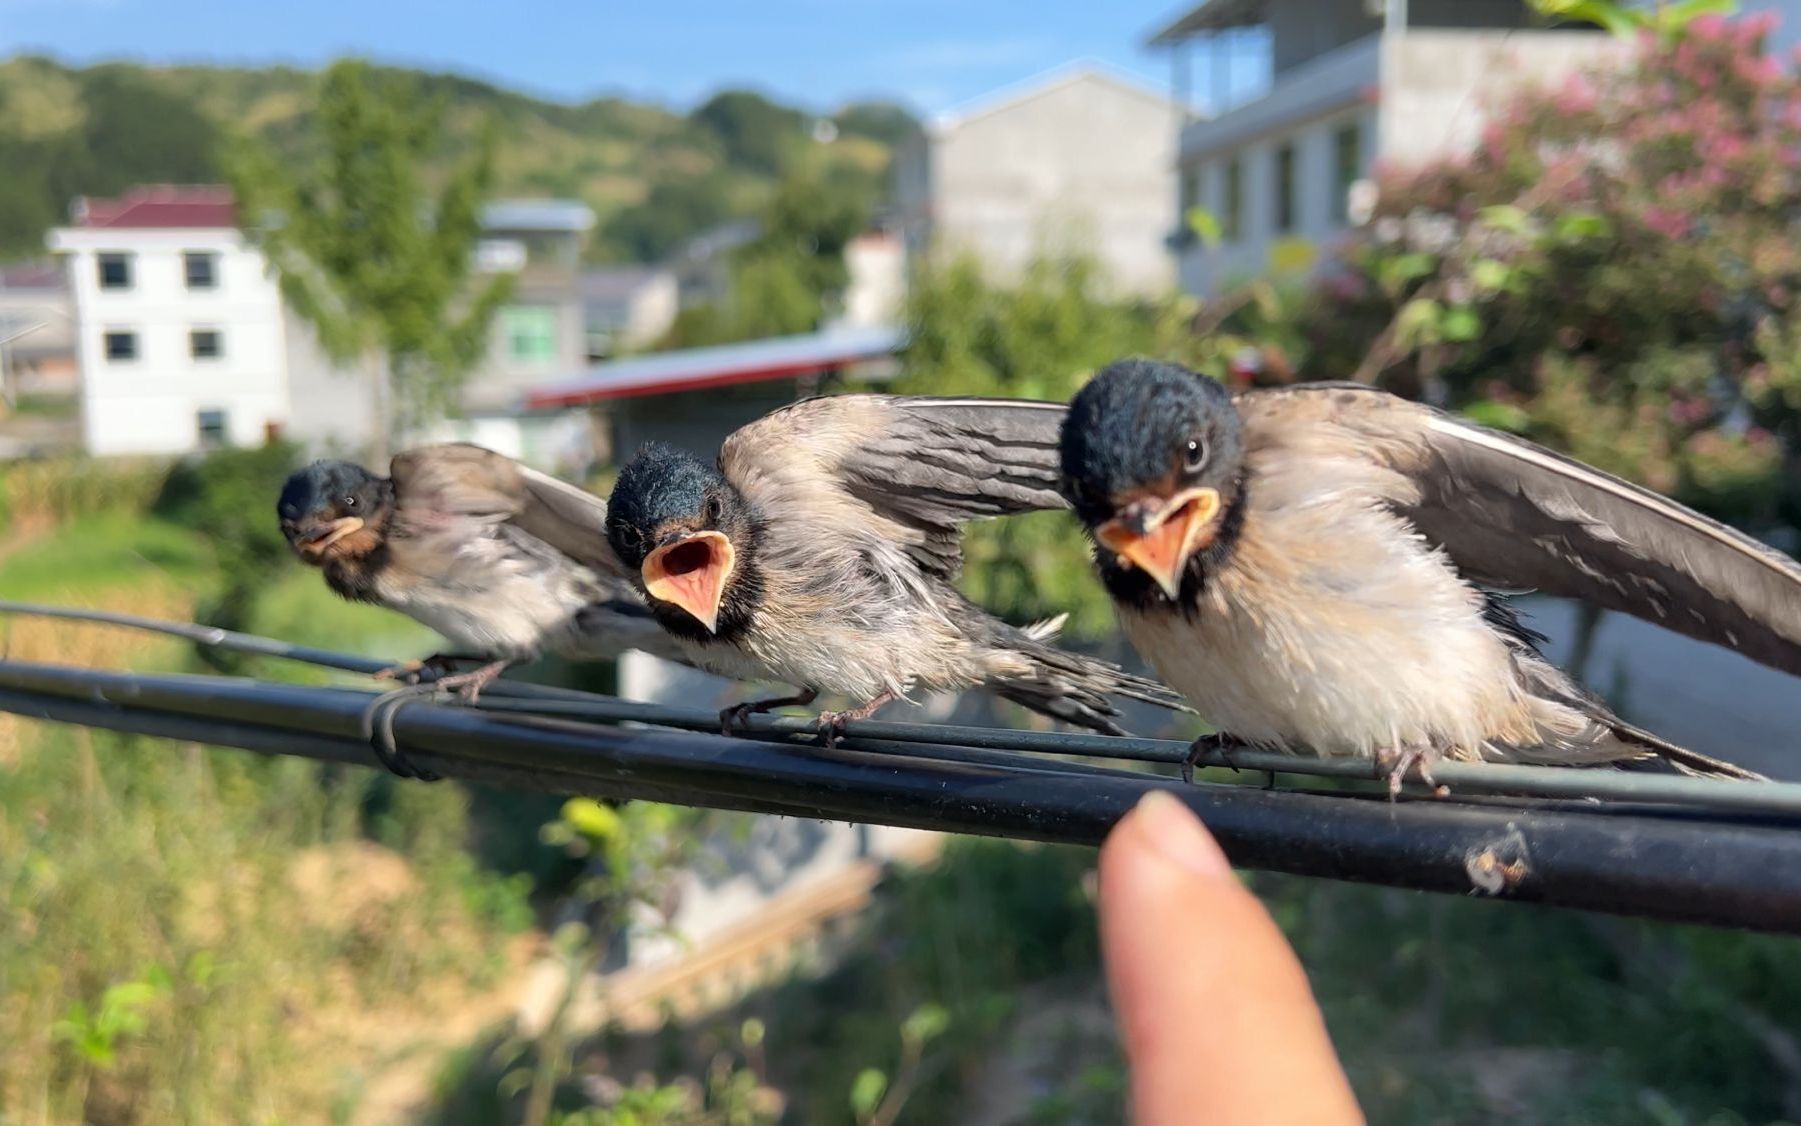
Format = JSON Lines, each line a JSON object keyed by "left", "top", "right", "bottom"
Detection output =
{"left": 359, "top": 684, "right": 444, "bottom": 781}
{"left": 1182, "top": 732, "right": 1250, "bottom": 785}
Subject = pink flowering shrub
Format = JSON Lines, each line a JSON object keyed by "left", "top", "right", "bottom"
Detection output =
{"left": 1299, "top": 11, "right": 1801, "bottom": 525}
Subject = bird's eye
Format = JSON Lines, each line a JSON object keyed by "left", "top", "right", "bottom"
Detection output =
{"left": 1183, "top": 437, "right": 1207, "bottom": 473}
{"left": 705, "top": 496, "right": 723, "bottom": 522}
{"left": 343, "top": 495, "right": 358, "bottom": 509}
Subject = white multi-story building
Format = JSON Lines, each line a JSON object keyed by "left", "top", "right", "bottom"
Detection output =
{"left": 891, "top": 64, "right": 1179, "bottom": 296}
{"left": 48, "top": 186, "right": 598, "bottom": 461}
{"left": 47, "top": 186, "right": 297, "bottom": 456}
{"left": 1149, "top": 0, "right": 1623, "bottom": 294}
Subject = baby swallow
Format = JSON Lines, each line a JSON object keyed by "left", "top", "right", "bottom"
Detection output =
{"left": 1058, "top": 359, "right": 1797, "bottom": 790}
{"left": 603, "top": 394, "right": 1189, "bottom": 740}
{"left": 277, "top": 444, "right": 684, "bottom": 701}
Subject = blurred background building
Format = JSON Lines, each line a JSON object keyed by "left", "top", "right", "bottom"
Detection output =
{"left": 892, "top": 63, "right": 1179, "bottom": 295}
{"left": 1151, "top": 0, "right": 1623, "bottom": 293}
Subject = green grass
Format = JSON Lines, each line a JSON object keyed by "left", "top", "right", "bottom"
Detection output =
{"left": 9, "top": 393, "right": 78, "bottom": 419}
{"left": 0, "top": 513, "right": 210, "bottom": 601}
{"left": 0, "top": 504, "right": 535, "bottom": 1121}
{"left": 252, "top": 562, "right": 437, "bottom": 666}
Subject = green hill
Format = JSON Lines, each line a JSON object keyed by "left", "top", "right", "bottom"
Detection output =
{"left": 0, "top": 55, "right": 916, "bottom": 263}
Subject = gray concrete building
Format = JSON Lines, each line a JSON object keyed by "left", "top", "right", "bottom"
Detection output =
{"left": 1150, "top": 0, "right": 1622, "bottom": 294}
{"left": 891, "top": 64, "right": 1180, "bottom": 296}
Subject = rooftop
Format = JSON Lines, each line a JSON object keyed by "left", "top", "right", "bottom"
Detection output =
{"left": 481, "top": 199, "right": 596, "bottom": 233}
{"left": 930, "top": 60, "right": 1175, "bottom": 133}
{"left": 581, "top": 265, "right": 673, "bottom": 306}
{"left": 1146, "top": 0, "right": 1270, "bottom": 45}
{"left": 70, "top": 185, "right": 236, "bottom": 230}
{"left": 524, "top": 324, "right": 902, "bottom": 408}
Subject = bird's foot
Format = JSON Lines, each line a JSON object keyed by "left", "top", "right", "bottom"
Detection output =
{"left": 432, "top": 659, "right": 514, "bottom": 704}
{"left": 815, "top": 690, "right": 897, "bottom": 750}
{"left": 1181, "top": 732, "right": 1249, "bottom": 784}
{"left": 718, "top": 687, "right": 820, "bottom": 735}
{"left": 1376, "top": 745, "right": 1447, "bottom": 799}
{"left": 373, "top": 652, "right": 478, "bottom": 685}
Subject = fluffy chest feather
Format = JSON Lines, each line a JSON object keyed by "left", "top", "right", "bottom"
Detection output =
{"left": 685, "top": 525, "right": 982, "bottom": 700}
{"left": 1119, "top": 461, "right": 1533, "bottom": 757}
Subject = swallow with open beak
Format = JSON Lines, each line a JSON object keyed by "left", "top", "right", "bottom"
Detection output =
{"left": 603, "top": 394, "right": 1190, "bottom": 741}
{"left": 277, "top": 444, "right": 685, "bottom": 706}
{"left": 1059, "top": 359, "right": 1794, "bottom": 790}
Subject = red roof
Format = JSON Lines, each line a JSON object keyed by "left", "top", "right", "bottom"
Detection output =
{"left": 525, "top": 326, "right": 902, "bottom": 409}
{"left": 73, "top": 185, "right": 237, "bottom": 230}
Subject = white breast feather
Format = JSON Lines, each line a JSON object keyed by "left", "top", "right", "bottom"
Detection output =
{"left": 1120, "top": 452, "right": 1540, "bottom": 760}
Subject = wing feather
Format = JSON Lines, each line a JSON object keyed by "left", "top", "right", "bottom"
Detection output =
{"left": 1240, "top": 385, "right": 1801, "bottom": 676}
{"left": 719, "top": 394, "right": 1068, "bottom": 578}
{"left": 389, "top": 444, "right": 628, "bottom": 579}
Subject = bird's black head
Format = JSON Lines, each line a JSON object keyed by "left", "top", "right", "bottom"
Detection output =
{"left": 276, "top": 460, "right": 395, "bottom": 566}
{"left": 1059, "top": 359, "right": 1246, "bottom": 603}
{"left": 606, "top": 442, "right": 756, "bottom": 637}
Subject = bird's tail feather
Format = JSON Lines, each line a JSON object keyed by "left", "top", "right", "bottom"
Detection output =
{"left": 982, "top": 615, "right": 1192, "bottom": 736}
{"left": 1609, "top": 718, "right": 1767, "bottom": 781}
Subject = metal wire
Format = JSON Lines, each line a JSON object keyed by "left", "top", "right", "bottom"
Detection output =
{"left": 5, "top": 599, "right": 1801, "bottom": 933}
{"left": 5, "top": 598, "right": 1800, "bottom": 814}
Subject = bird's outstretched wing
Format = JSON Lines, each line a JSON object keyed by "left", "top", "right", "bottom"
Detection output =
{"left": 1241, "top": 384, "right": 1801, "bottom": 677}
{"left": 718, "top": 394, "right": 1069, "bottom": 579}
{"left": 389, "top": 444, "right": 629, "bottom": 580}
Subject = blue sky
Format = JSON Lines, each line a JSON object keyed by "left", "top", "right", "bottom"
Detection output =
{"left": 0, "top": 0, "right": 1265, "bottom": 115}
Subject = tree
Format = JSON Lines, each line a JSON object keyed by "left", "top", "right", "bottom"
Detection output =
{"left": 833, "top": 101, "right": 922, "bottom": 148}
{"left": 690, "top": 89, "right": 806, "bottom": 176}
{"left": 894, "top": 254, "right": 1198, "bottom": 639}
{"left": 599, "top": 175, "right": 735, "bottom": 263}
{"left": 228, "top": 60, "right": 511, "bottom": 456}
{"left": 1298, "top": 8, "right": 1801, "bottom": 528}
{"left": 653, "top": 171, "right": 873, "bottom": 350}
{"left": 0, "top": 60, "right": 221, "bottom": 259}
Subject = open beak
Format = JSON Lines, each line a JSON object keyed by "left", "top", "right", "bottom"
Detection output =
{"left": 642, "top": 531, "right": 736, "bottom": 634}
{"left": 1096, "top": 487, "right": 1222, "bottom": 600}
{"left": 296, "top": 515, "right": 364, "bottom": 558}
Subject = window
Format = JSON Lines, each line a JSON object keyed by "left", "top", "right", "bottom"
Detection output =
{"left": 1274, "top": 143, "right": 1297, "bottom": 234}
{"left": 1179, "top": 165, "right": 1201, "bottom": 216}
{"left": 103, "top": 330, "right": 137, "bottom": 362}
{"left": 97, "top": 253, "right": 132, "bottom": 290}
{"left": 1223, "top": 158, "right": 1243, "bottom": 242}
{"left": 190, "top": 329, "right": 223, "bottom": 360}
{"left": 502, "top": 305, "right": 559, "bottom": 364}
{"left": 1333, "top": 123, "right": 1363, "bottom": 224}
{"left": 184, "top": 251, "right": 219, "bottom": 290}
{"left": 197, "top": 409, "right": 228, "bottom": 450}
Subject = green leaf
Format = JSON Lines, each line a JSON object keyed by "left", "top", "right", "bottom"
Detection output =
{"left": 902, "top": 1002, "right": 950, "bottom": 1046}
{"left": 560, "top": 797, "right": 622, "bottom": 843}
{"left": 1377, "top": 252, "right": 1436, "bottom": 294}
{"left": 1529, "top": 0, "right": 1644, "bottom": 37}
{"left": 1185, "top": 207, "right": 1223, "bottom": 248}
{"left": 1394, "top": 298, "right": 1444, "bottom": 351}
{"left": 1477, "top": 204, "right": 1533, "bottom": 236}
{"left": 1554, "top": 210, "right": 1611, "bottom": 242}
{"left": 1440, "top": 305, "right": 1482, "bottom": 343}
{"left": 1658, "top": 0, "right": 1737, "bottom": 34}
{"left": 1469, "top": 259, "right": 1513, "bottom": 295}
{"left": 850, "top": 1068, "right": 888, "bottom": 1119}
{"left": 1460, "top": 400, "right": 1533, "bottom": 433}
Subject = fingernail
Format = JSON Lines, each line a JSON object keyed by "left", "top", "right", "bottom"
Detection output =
{"left": 1129, "top": 790, "right": 1232, "bottom": 879}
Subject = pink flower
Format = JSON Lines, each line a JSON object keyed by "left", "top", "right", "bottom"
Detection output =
{"left": 1643, "top": 207, "right": 1692, "bottom": 239}
{"left": 1689, "top": 13, "right": 1730, "bottom": 41}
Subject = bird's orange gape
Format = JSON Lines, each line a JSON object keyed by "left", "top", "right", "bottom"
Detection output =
{"left": 1097, "top": 486, "right": 1221, "bottom": 600}
{"left": 642, "top": 531, "right": 736, "bottom": 634}
{"left": 297, "top": 515, "right": 365, "bottom": 560}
